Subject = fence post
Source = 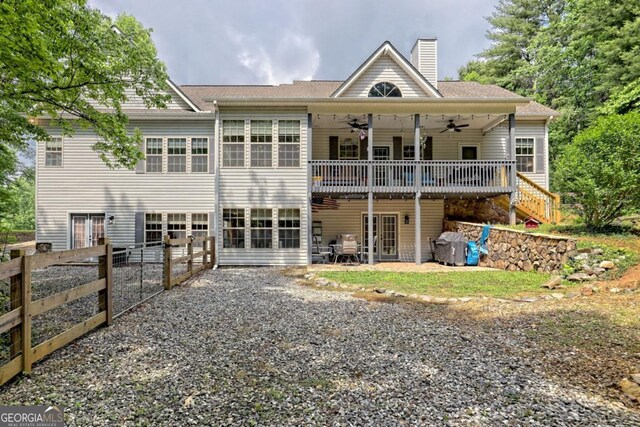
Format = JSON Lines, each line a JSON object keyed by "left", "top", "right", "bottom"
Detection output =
{"left": 98, "top": 237, "right": 113, "bottom": 326}
{"left": 163, "top": 235, "right": 172, "bottom": 290}
{"left": 9, "top": 250, "right": 24, "bottom": 360}
{"left": 209, "top": 237, "right": 215, "bottom": 268}
{"left": 187, "top": 238, "right": 193, "bottom": 278}
{"left": 202, "top": 237, "right": 208, "bottom": 268}
{"left": 21, "top": 254, "right": 32, "bottom": 374}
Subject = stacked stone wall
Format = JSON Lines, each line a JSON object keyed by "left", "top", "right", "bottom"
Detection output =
{"left": 443, "top": 220, "right": 576, "bottom": 272}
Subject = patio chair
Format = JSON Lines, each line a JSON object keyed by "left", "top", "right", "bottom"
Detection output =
{"left": 311, "top": 235, "right": 331, "bottom": 264}
{"left": 334, "top": 234, "right": 360, "bottom": 264}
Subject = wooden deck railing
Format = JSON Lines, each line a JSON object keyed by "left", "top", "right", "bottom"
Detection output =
{"left": 0, "top": 238, "right": 113, "bottom": 387}
{"left": 163, "top": 235, "right": 215, "bottom": 290}
{"left": 515, "top": 172, "right": 562, "bottom": 223}
{"left": 310, "top": 160, "right": 515, "bottom": 194}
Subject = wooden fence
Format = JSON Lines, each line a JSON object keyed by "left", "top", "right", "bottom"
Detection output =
{"left": 0, "top": 238, "right": 113, "bottom": 387}
{"left": 163, "top": 235, "right": 215, "bottom": 290}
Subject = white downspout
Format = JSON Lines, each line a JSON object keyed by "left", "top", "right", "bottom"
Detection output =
{"left": 213, "top": 100, "right": 220, "bottom": 269}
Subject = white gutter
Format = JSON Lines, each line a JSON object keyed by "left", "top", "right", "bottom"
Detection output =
{"left": 213, "top": 100, "right": 220, "bottom": 269}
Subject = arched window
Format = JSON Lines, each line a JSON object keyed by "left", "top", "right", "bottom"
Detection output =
{"left": 368, "top": 82, "right": 402, "bottom": 97}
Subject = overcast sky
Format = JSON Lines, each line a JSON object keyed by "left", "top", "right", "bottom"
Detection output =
{"left": 91, "top": 0, "right": 497, "bottom": 85}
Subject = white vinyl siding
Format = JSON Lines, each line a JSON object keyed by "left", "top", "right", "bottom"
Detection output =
{"left": 36, "top": 120, "right": 215, "bottom": 251}
{"left": 217, "top": 111, "right": 308, "bottom": 265}
{"left": 341, "top": 56, "right": 431, "bottom": 98}
{"left": 45, "top": 137, "right": 63, "bottom": 167}
{"left": 410, "top": 39, "right": 438, "bottom": 88}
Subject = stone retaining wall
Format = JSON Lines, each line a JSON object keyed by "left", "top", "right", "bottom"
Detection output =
{"left": 444, "top": 198, "right": 509, "bottom": 224}
{"left": 443, "top": 220, "right": 576, "bottom": 273}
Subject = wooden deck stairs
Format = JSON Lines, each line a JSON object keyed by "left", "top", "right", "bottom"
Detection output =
{"left": 495, "top": 172, "right": 562, "bottom": 224}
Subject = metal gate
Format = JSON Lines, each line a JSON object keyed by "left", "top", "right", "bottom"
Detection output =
{"left": 111, "top": 241, "right": 164, "bottom": 317}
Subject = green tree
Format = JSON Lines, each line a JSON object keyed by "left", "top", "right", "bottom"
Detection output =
{"left": 0, "top": 168, "right": 35, "bottom": 230}
{"left": 458, "top": 0, "right": 565, "bottom": 95}
{"left": 0, "top": 0, "right": 170, "bottom": 170}
{"left": 554, "top": 113, "right": 640, "bottom": 228}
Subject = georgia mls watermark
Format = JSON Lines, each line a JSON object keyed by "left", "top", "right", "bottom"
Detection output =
{"left": 0, "top": 406, "right": 64, "bottom": 427}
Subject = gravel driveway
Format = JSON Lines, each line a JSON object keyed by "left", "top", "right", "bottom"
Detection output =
{"left": 1, "top": 267, "right": 638, "bottom": 426}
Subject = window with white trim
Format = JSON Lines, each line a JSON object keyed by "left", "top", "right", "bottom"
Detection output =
{"left": 191, "top": 138, "right": 208, "bottom": 173}
{"left": 167, "top": 138, "right": 187, "bottom": 173}
{"left": 339, "top": 138, "right": 359, "bottom": 159}
{"left": 403, "top": 145, "right": 415, "bottom": 160}
{"left": 222, "top": 120, "right": 245, "bottom": 167}
{"left": 278, "top": 120, "right": 300, "bottom": 167}
{"left": 278, "top": 209, "right": 300, "bottom": 249}
{"left": 515, "top": 137, "right": 534, "bottom": 172}
{"left": 191, "top": 213, "right": 208, "bottom": 247}
{"left": 167, "top": 213, "right": 187, "bottom": 239}
{"left": 250, "top": 120, "right": 273, "bottom": 167}
{"left": 250, "top": 208, "right": 273, "bottom": 249}
{"left": 45, "top": 137, "right": 63, "bottom": 167}
{"left": 145, "top": 213, "right": 162, "bottom": 243}
{"left": 145, "top": 138, "right": 163, "bottom": 173}
{"left": 223, "top": 209, "right": 245, "bottom": 248}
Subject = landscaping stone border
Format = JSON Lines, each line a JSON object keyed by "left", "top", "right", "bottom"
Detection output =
{"left": 443, "top": 220, "right": 577, "bottom": 273}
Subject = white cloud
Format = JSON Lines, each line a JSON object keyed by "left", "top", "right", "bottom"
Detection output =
{"left": 228, "top": 27, "right": 320, "bottom": 85}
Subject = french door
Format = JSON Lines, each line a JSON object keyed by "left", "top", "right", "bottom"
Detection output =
{"left": 362, "top": 214, "right": 398, "bottom": 260}
{"left": 71, "top": 214, "right": 105, "bottom": 249}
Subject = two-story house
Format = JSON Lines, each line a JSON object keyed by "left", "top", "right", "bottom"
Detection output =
{"left": 36, "top": 39, "right": 560, "bottom": 266}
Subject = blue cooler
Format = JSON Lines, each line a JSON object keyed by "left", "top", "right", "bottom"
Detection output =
{"left": 466, "top": 241, "right": 479, "bottom": 266}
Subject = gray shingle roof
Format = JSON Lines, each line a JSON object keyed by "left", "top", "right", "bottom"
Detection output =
{"left": 180, "top": 80, "right": 559, "bottom": 116}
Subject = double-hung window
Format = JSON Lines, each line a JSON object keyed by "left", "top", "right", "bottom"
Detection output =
{"left": 145, "top": 213, "right": 163, "bottom": 243}
{"left": 278, "top": 209, "right": 300, "bottom": 248}
{"left": 191, "top": 138, "right": 208, "bottom": 173}
{"left": 145, "top": 138, "right": 163, "bottom": 173}
{"left": 339, "top": 138, "right": 359, "bottom": 159}
{"left": 167, "top": 138, "right": 187, "bottom": 172}
{"left": 278, "top": 120, "right": 300, "bottom": 167}
{"left": 167, "top": 213, "right": 187, "bottom": 239}
{"left": 45, "top": 137, "right": 63, "bottom": 167}
{"left": 222, "top": 120, "right": 245, "bottom": 167}
{"left": 250, "top": 209, "right": 273, "bottom": 249}
{"left": 403, "top": 145, "right": 415, "bottom": 160}
{"left": 515, "top": 138, "right": 534, "bottom": 172}
{"left": 223, "top": 209, "right": 245, "bottom": 248}
{"left": 250, "top": 120, "right": 273, "bottom": 167}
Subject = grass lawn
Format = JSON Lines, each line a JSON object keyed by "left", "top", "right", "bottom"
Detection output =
{"left": 316, "top": 270, "right": 570, "bottom": 298}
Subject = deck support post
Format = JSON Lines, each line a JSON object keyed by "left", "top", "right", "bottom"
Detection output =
{"left": 414, "top": 114, "right": 422, "bottom": 265}
{"left": 508, "top": 113, "right": 517, "bottom": 225}
{"left": 307, "top": 113, "right": 313, "bottom": 264}
{"left": 367, "top": 113, "right": 374, "bottom": 265}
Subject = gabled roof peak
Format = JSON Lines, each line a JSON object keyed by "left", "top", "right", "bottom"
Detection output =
{"left": 330, "top": 40, "right": 442, "bottom": 98}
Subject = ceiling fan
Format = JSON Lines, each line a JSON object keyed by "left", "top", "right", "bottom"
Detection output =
{"left": 345, "top": 118, "right": 368, "bottom": 131}
{"left": 440, "top": 119, "right": 469, "bottom": 133}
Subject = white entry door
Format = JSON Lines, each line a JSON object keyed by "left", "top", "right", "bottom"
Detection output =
{"left": 71, "top": 214, "right": 105, "bottom": 249}
{"left": 362, "top": 214, "right": 398, "bottom": 261}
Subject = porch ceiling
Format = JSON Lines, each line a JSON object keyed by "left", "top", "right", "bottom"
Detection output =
{"left": 312, "top": 113, "right": 508, "bottom": 132}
